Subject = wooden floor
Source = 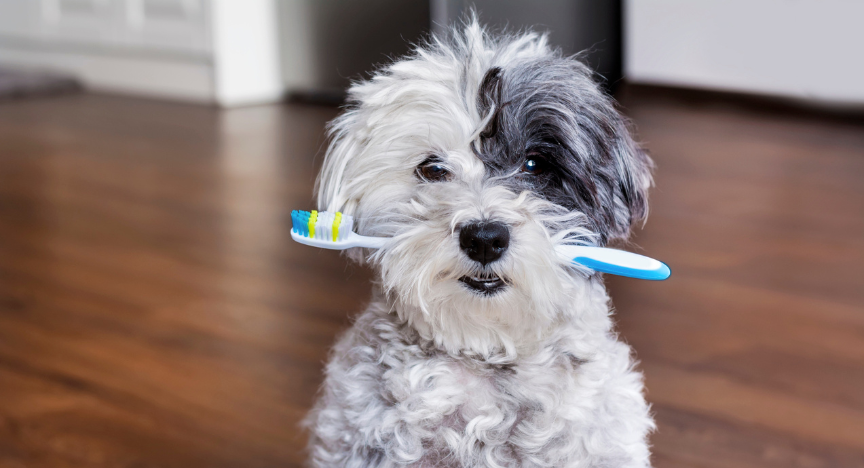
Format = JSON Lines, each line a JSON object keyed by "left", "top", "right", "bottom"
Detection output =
{"left": 0, "top": 90, "right": 862, "bottom": 468}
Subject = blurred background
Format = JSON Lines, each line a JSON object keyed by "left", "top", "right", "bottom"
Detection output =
{"left": 0, "top": 1, "right": 862, "bottom": 467}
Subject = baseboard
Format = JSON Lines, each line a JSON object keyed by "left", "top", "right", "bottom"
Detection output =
{"left": 0, "top": 46, "right": 215, "bottom": 104}
{"left": 618, "top": 82, "right": 864, "bottom": 124}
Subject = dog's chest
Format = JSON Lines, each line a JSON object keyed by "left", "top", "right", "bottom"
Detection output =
{"left": 378, "top": 348, "right": 589, "bottom": 464}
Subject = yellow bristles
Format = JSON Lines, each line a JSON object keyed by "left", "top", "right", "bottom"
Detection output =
{"left": 332, "top": 212, "right": 342, "bottom": 241}
{"left": 308, "top": 210, "right": 317, "bottom": 238}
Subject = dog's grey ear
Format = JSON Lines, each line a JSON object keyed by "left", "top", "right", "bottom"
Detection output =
{"left": 605, "top": 123, "right": 654, "bottom": 242}
{"left": 315, "top": 110, "right": 361, "bottom": 214}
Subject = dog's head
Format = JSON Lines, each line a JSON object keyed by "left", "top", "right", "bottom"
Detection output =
{"left": 316, "top": 21, "right": 652, "bottom": 355}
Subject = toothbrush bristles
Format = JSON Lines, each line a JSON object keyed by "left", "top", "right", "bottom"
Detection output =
{"left": 291, "top": 210, "right": 353, "bottom": 242}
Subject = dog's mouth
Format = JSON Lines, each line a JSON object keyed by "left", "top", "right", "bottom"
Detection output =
{"left": 459, "top": 273, "right": 507, "bottom": 295}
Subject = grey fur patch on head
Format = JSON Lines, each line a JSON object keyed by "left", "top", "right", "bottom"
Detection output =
{"left": 473, "top": 52, "right": 653, "bottom": 245}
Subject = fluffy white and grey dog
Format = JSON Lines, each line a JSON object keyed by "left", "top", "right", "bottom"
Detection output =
{"left": 305, "top": 19, "right": 655, "bottom": 468}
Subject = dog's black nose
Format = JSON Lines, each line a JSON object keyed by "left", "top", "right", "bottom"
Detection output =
{"left": 459, "top": 221, "right": 510, "bottom": 266}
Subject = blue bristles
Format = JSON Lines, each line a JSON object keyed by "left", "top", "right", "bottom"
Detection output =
{"left": 291, "top": 210, "right": 311, "bottom": 237}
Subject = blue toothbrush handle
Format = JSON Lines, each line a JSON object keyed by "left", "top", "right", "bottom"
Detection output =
{"left": 556, "top": 245, "right": 671, "bottom": 281}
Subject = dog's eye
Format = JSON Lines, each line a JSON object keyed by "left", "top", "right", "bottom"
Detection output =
{"left": 520, "top": 153, "right": 548, "bottom": 175}
{"left": 416, "top": 158, "right": 452, "bottom": 182}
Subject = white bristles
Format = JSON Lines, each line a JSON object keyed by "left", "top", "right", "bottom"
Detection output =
{"left": 311, "top": 211, "right": 355, "bottom": 242}
{"left": 340, "top": 215, "right": 353, "bottom": 241}
{"left": 314, "top": 211, "right": 334, "bottom": 241}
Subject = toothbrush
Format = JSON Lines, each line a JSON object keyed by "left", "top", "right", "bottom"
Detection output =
{"left": 290, "top": 210, "right": 670, "bottom": 281}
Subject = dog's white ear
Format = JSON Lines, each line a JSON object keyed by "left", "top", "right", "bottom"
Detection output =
{"left": 315, "top": 111, "right": 362, "bottom": 214}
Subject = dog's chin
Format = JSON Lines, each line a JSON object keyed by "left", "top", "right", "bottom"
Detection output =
{"left": 458, "top": 273, "right": 508, "bottom": 296}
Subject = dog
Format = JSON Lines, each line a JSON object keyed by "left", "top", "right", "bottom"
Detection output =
{"left": 305, "top": 18, "right": 655, "bottom": 468}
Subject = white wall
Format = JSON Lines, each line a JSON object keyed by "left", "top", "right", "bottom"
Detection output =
{"left": 0, "top": 0, "right": 282, "bottom": 106}
{"left": 211, "top": 0, "right": 282, "bottom": 106}
{"left": 625, "top": 0, "right": 864, "bottom": 105}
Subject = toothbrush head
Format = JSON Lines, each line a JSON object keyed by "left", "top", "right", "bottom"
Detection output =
{"left": 291, "top": 210, "right": 354, "bottom": 242}
{"left": 290, "top": 210, "right": 387, "bottom": 250}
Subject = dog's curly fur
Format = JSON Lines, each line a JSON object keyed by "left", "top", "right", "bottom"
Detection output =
{"left": 305, "top": 18, "right": 655, "bottom": 468}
